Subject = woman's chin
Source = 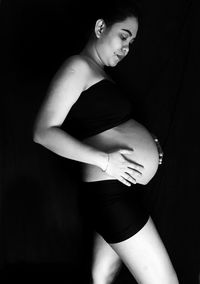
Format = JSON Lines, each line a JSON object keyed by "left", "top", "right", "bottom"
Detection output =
{"left": 109, "top": 58, "right": 120, "bottom": 67}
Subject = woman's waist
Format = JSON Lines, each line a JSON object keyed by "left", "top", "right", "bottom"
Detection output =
{"left": 83, "top": 119, "right": 159, "bottom": 158}
{"left": 82, "top": 119, "right": 160, "bottom": 185}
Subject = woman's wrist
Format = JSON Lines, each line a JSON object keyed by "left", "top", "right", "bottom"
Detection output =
{"left": 102, "top": 153, "right": 109, "bottom": 172}
{"left": 95, "top": 151, "right": 109, "bottom": 171}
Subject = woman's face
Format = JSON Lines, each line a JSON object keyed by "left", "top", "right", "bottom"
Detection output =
{"left": 95, "top": 16, "right": 138, "bottom": 67}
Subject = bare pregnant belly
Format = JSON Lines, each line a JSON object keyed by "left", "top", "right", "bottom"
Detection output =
{"left": 82, "top": 119, "right": 159, "bottom": 185}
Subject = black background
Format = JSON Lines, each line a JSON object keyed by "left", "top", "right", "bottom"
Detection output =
{"left": 1, "top": 0, "right": 200, "bottom": 283}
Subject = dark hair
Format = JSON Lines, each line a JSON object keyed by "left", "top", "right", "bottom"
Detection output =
{"left": 83, "top": 0, "right": 141, "bottom": 40}
{"left": 98, "top": 0, "right": 141, "bottom": 27}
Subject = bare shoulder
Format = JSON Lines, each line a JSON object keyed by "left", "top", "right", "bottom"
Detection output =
{"left": 67, "top": 54, "right": 90, "bottom": 68}
{"left": 48, "top": 54, "right": 92, "bottom": 101}
{"left": 55, "top": 54, "right": 91, "bottom": 81}
{"left": 34, "top": 55, "right": 92, "bottom": 130}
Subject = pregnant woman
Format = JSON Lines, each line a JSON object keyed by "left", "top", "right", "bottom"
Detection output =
{"left": 33, "top": 1, "right": 179, "bottom": 283}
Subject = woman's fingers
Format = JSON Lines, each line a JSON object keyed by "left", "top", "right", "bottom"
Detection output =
{"left": 126, "top": 168, "right": 142, "bottom": 179}
{"left": 124, "top": 173, "right": 137, "bottom": 184}
{"left": 128, "top": 162, "right": 144, "bottom": 172}
{"left": 120, "top": 173, "right": 137, "bottom": 185}
{"left": 118, "top": 176, "right": 132, "bottom": 187}
{"left": 107, "top": 150, "right": 144, "bottom": 186}
{"left": 118, "top": 149, "right": 144, "bottom": 171}
{"left": 119, "top": 149, "right": 134, "bottom": 155}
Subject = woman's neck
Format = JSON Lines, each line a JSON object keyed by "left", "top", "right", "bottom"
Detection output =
{"left": 80, "top": 41, "right": 105, "bottom": 71}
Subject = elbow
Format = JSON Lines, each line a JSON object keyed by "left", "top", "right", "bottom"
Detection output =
{"left": 33, "top": 134, "right": 40, "bottom": 144}
{"left": 33, "top": 127, "right": 45, "bottom": 145}
{"left": 33, "top": 130, "right": 41, "bottom": 144}
{"left": 33, "top": 126, "right": 56, "bottom": 145}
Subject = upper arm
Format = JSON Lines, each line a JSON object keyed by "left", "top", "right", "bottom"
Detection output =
{"left": 34, "top": 56, "right": 90, "bottom": 132}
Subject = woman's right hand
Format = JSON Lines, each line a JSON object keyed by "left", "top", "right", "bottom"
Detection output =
{"left": 104, "top": 149, "right": 144, "bottom": 187}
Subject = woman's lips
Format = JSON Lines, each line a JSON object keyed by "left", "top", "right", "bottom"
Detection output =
{"left": 115, "top": 54, "right": 124, "bottom": 61}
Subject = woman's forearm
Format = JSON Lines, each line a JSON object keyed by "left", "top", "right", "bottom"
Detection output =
{"left": 33, "top": 127, "right": 107, "bottom": 170}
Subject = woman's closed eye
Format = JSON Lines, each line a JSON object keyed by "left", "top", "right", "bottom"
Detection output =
{"left": 120, "top": 34, "right": 134, "bottom": 45}
{"left": 120, "top": 34, "right": 128, "bottom": 41}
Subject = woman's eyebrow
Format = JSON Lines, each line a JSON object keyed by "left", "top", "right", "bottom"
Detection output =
{"left": 121, "top": 29, "right": 132, "bottom": 37}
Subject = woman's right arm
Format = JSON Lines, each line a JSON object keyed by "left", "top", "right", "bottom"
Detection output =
{"left": 33, "top": 56, "right": 108, "bottom": 171}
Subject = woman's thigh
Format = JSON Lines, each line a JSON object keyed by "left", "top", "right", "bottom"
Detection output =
{"left": 92, "top": 232, "right": 121, "bottom": 281}
{"left": 109, "top": 217, "right": 179, "bottom": 284}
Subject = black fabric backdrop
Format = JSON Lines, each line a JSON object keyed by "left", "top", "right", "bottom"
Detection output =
{"left": 1, "top": 0, "right": 200, "bottom": 283}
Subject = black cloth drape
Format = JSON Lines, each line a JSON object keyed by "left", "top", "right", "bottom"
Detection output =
{"left": 1, "top": 0, "right": 199, "bottom": 283}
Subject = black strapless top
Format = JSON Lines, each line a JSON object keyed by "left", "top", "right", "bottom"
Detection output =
{"left": 60, "top": 79, "right": 132, "bottom": 140}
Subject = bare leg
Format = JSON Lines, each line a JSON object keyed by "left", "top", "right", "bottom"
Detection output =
{"left": 92, "top": 233, "right": 121, "bottom": 284}
{"left": 110, "top": 217, "right": 179, "bottom": 284}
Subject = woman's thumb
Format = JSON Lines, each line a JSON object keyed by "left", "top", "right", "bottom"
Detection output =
{"left": 119, "top": 148, "right": 134, "bottom": 155}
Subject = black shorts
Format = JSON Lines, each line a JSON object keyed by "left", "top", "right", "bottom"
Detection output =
{"left": 78, "top": 179, "right": 150, "bottom": 244}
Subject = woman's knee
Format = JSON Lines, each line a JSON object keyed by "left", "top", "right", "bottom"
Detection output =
{"left": 166, "top": 272, "right": 179, "bottom": 284}
{"left": 92, "top": 233, "right": 121, "bottom": 284}
{"left": 92, "top": 257, "right": 121, "bottom": 284}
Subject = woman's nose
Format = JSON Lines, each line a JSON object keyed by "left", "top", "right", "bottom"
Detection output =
{"left": 122, "top": 46, "right": 129, "bottom": 56}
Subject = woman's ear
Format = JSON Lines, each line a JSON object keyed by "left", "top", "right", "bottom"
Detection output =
{"left": 94, "top": 19, "right": 106, "bottom": 38}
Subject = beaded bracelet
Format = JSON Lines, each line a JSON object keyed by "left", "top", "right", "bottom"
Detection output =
{"left": 102, "top": 153, "right": 110, "bottom": 172}
{"left": 154, "top": 137, "right": 164, "bottom": 165}
{"left": 151, "top": 133, "right": 164, "bottom": 165}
